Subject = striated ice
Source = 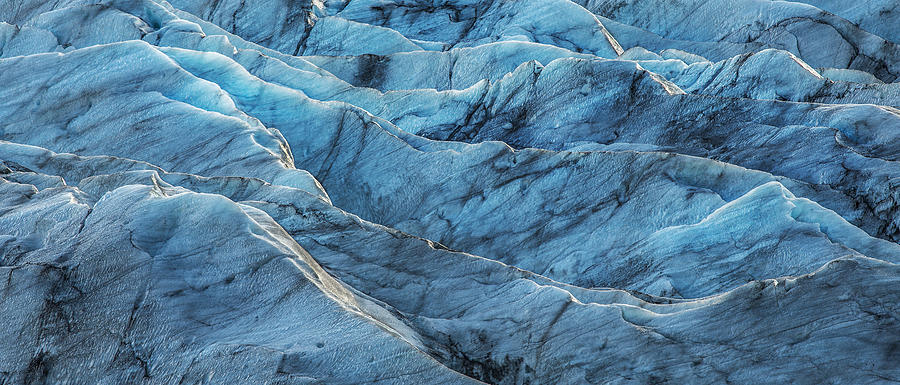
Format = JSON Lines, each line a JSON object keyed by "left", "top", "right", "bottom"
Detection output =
{"left": 1, "top": 0, "right": 899, "bottom": 384}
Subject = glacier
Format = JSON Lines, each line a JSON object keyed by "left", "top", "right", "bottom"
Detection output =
{"left": 0, "top": 0, "right": 898, "bottom": 384}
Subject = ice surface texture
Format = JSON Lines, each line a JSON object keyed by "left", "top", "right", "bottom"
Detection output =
{"left": 0, "top": 0, "right": 898, "bottom": 384}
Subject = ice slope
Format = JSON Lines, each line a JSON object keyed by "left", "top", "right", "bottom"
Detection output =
{"left": 579, "top": 0, "right": 900, "bottom": 82}
{"left": 161, "top": 45, "right": 892, "bottom": 283}
{"left": 407, "top": 58, "right": 900, "bottom": 242}
{"left": 0, "top": 162, "right": 479, "bottom": 384}
{"left": 0, "top": 41, "right": 328, "bottom": 201}
{"left": 629, "top": 48, "right": 900, "bottom": 107}
{"left": 303, "top": 41, "right": 594, "bottom": 91}
{"left": 1, "top": 0, "right": 899, "bottom": 384}
{"left": 165, "top": 0, "right": 325, "bottom": 55}
{"left": 782, "top": 0, "right": 900, "bottom": 45}
{"left": 3, "top": 141, "right": 898, "bottom": 384}
{"left": 336, "top": 0, "right": 623, "bottom": 57}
